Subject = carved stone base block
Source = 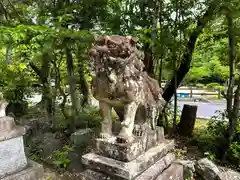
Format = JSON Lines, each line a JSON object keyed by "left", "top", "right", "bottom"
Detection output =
{"left": 0, "top": 125, "right": 27, "bottom": 179}
{"left": 1, "top": 160, "right": 44, "bottom": 180}
{"left": 96, "top": 126, "right": 165, "bottom": 162}
{"left": 82, "top": 140, "right": 175, "bottom": 180}
{"left": 156, "top": 163, "right": 184, "bottom": 180}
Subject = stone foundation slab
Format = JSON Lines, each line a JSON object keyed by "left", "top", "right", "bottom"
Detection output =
{"left": 81, "top": 153, "right": 176, "bottom": 180}
{"left": 135, "top": 153, "right": 176, "bottom": 180}
{"left": 82, "top": 140, "right": 174, "bottom": 179}
{"left": 1, "top": 160, "right": 44, "bottom": 180}
{"left": 156, "top": 163, "right": 184, "bottom": 180}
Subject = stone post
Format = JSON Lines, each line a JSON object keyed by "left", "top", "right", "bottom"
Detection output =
{"left": 0, "top": 102, "right": 44, "bottom": 180}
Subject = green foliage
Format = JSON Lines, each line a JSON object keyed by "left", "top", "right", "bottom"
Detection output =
{"left": 25, "top": 137, "right": 42, "bottom": 162}
{"left": 191, "top": 110, "right": 240, "bottom": 166}
{"left": 229, "top": 142, "right": 240, "bottom": 167}
{"left": 196, "top": 83, "right": 205, "bottom": 88}
{"left": 204, "top": 151, "right": 217, "bottom": 161}
{"left": 186, "top": 32, "right": 230, "bottom": 84}
{"left": 53, "top": 145, "right": 73, "bottom": 170}
{"left": 76, "top": 107, "right": 102, "bottom": 128}
{"left": 174, "top": 147, "right": 187, "bottom": 160}
{"left": 191, "top": 119, "right": 228, "bottom": 154}
{"left": 52, "top": 105, "right": 102, "bottom": 130}
{"left": 206, "top": 82, "right": 221, "bottom": 88}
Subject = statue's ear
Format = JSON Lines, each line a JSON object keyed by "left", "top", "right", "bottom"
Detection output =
{"left": 94, "top": 35, "right": 101, "bottom": 41}
{"left": 95, "top": 35, "right": 109, "bottom": 46}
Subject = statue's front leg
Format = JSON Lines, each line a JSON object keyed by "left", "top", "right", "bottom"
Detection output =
{"left": 99, "top": 101, "right": 112, "bottom": 139}
{"left": 146, "top": 105, "right": 159, "bottom": 130}
{"left": 117, "top": 102, "right": 138, "bottom": 143}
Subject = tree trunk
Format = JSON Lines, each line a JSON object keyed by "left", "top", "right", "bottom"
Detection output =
{"left": 143, "top": 42, "right": 154, "bottom": 77}
{"left": 172, "top": 0, "right": 179, "bottom": 134}
{"left": 5, "top": 44, "right": 12, "bottom": 64}
{"left": 177, "top": 104, "right": 197, "bottom": 137}
{"left": 222, "top": 10, "right": 238, "bottom": 160}
{"left": 158, "top": 58, "right": 163, "bottom": 86}
{"left": 229, "top": 80, "right": 240, "bottom": 143}
{"left": 226, "top": 13, "right": 235, "bottom": 119}
{"left": 77, "top": 52, "right": 91, "bottom": 107}
{"left": 158, "top": 0, "right": 163, "bottom": 86}
{"left": 162, "top": 2, "right": 218, "bottom": 103}
{"left": 140, "top": 1, "right": 154, "bottom": 78}
{"left": 66, "top": 46, "right": 79, "bottom": 133}
{"left": 29, "top": 53, "right": 53, "bottom": 118}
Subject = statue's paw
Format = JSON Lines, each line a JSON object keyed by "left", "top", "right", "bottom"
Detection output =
{"left": 99, "top": 133, "right": 112, "bottom": 139}
{"left": 117, "top": 129, "right": 134, "bottom": 143}
{"left": 116, "top": 135, "right": 134, "bottom": 144}
{"left": 133, "top": 125, "right": 143, "bottom": 137}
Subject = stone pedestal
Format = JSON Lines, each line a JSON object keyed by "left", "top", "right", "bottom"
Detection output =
{"left": 0, "top": 116, "right": 44, "bottom": 180}
{"left": 80, "top": 126, "right": 183, "bottom": 180}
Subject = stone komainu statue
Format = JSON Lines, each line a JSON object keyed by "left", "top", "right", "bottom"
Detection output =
{"left": 89, "top": 35, "right": 165, "bottom": 143}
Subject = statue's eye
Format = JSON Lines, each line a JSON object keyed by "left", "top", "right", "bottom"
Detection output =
{"left": 96, "top": 39, "right": 105, "bottom": 46}
{"left": 107, "top": 41, "right": 116, "bottom": 48}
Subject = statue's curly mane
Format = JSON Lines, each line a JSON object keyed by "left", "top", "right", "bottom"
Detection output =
{"left": 89, "top": 35, "right": 163, "bottom": 104}
{"left": 89, "top": 35, "right": 144, "bottom": 78}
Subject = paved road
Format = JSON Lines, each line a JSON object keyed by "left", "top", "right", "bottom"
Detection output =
{"left": 90, "top": 97, "right": 226, "bottom": 119}
{"left": 27, "top": 94, "right": 226, "bottom": 119}
{"left": 177, "top": 100, "right": 226, "bottom": 119}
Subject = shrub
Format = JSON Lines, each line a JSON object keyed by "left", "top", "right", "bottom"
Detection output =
{"left": 53, "top": 145, "right": 73, "bottom": 170}
{"left": 195, "top": 83, "right": 205, "bottom": 88}
{"left": 206, "top": 82, "right": 221, "bottom": 89}
{"left": 190, "top": 110, "right": 240, "bottom": 167}
{"left": 228, "top": 142, "right": 240, "bottom": 167}
{"left": 190, "top": 119, "right": 228, "bottom": 158}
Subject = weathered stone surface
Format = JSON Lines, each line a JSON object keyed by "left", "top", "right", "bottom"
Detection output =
{"left": 0, "top": 101, "right": 8, "bottom": 117}
{"left": 135, "top": 153, "right": 176, "bottom": 180}
{"left": 156, "top": 163, "right": 184, "bottom": 180}
{"left": 156, "top": 126, "right": 165, "bottom": 142}
{"left": 82, "top": 140, "right": 174, "bottom": 179}
{"left": 81, "top": 153, "right": 176, "bottom": 180}
{"left": 89, "top": 35, "right": 165, "bottom": 142}
{"left": 80, "top": 169, "right": 114, "bottom": 180}
{"left": 1, "top": 160, "right": 44, "bottom": 180}
{"left": 175, "top": 159, "right": 195, "bottom": 180}
{"left": 195, "top": 158, "right": 224, "bottom": 180}
{"left": 67, "top": 149, "right": 83, "bottom": 172}
{"left": 221, "top": 168, "right": 240, "bottom": 180}
{"left": 71, "top": 128, "right": 93, "bottom": 146}
{"left": 0, "top": 125, "right": 26, "bottom": 142}
{"left": 0, "top": 116, "right": 16, "bottom": 131}
{"left": 96, "top": 126, "right": 165, "bottom": 162}
{"left": 0, "top": 136, "right": 27, "bottom": 178}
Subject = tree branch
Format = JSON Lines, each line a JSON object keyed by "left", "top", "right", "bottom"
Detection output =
{"left": 0, "top": 0, "right": 9, "bottom": 21}
{"left": 162, "top": 0, "right": 220, "bottom": 103}
{"left": 29, "top": 62, "right": 42, "bottom": 79}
